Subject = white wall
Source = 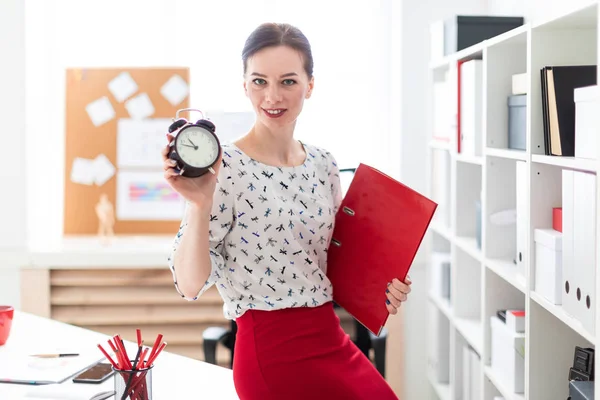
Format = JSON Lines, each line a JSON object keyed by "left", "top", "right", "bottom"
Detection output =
{"left": 24, "top": 0, "right": 398, "bottom": 249}
{"left": 0, "top": 0, "right": 27, "bottom": 307}
{"left": 487, "top": 0, "right": 596, "bottom": 22}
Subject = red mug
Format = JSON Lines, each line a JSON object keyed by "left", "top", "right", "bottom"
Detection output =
{"left": 0, "top": 306, "right": 14, "bottom": 346}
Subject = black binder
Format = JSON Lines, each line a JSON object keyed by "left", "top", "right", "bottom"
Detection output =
{"left": 540, "top": 65, "right": 597, "bottom": 156}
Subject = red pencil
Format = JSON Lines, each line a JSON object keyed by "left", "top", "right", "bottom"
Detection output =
{"left": 146, "top": 342, "right": 167, "bottom": 367}
{"left": 136, "top": 329, "right": 142, "bottom": 348}
{"left": 97, "top": 344, "right": 118, "bottom": 369}
{"left": 148, "top": 334, "right": 163, "bottom": 361}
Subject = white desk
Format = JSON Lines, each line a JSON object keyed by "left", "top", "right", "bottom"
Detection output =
{"left": 0, "top": 311, "right": 239, "bottom": 399}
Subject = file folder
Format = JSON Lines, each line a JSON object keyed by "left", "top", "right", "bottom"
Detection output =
{"left": 326, "top": 163, "right": 438, "bottom": 335}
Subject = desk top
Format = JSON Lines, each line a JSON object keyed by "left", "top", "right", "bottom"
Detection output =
{"left": 0, "top": 311, "right": 239, "bottom": 399}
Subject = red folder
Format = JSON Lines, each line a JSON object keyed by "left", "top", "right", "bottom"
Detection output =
{"left": 326, "top": 163, "right": 438, "bottom": 336}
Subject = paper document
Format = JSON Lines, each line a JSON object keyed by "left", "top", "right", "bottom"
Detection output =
{"left": 160, "top": 74, "right": 189, "bottom": 106}
{"left": 85, "top": 97, "right": 115, "bottom": 127}
{"left": 26, "top": 384, "right": 114, "bottom": 400}
{"left": 125, "top": 92, "right": 155, "bottom": 119}
{"left": 116, "top": 118, "right": 171, "bottom": 168}
{"left": 108, "top": 71, "right": 138, "bottom": 103}
{"left": 0, "top": 351, "right": 104, "bottom": 385}
{"left": 116, "top": 171, "right": 185, "bottom": 221}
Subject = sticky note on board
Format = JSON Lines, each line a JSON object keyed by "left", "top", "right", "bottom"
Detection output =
{"left": 125, "top": 93, "right": 155, "bottom": 119}
{"left": 160, "top": 74, "right": 189, "bottom": 106}
{"left": 85, "top": 96, "right": 115, "bottom": 127}
{"left": 108, "top": 71, "right": 138, "bottom": 103}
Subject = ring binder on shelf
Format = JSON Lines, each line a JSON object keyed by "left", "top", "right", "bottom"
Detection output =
{"left": 327, "top": 163, "right": 438, "bottom": 336}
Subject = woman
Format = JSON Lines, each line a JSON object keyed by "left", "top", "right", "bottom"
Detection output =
{"left": 163, "top": 22, "right": 411, "bottom": 400}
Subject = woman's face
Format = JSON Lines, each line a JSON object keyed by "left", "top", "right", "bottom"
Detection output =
{"left": 244, "top": 45, "right": 314, "bottom": 130}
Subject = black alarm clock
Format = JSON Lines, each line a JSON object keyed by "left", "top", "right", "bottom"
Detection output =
{"left": 168, "top": 108, "right": 221, "bottom": 178}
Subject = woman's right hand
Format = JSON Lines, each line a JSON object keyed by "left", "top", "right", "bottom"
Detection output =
{"left": 162, "top": 133, "right": 223, "bottom": 209}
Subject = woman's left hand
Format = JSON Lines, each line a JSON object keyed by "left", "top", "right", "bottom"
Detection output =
{"left": 385, "top": 276, "right": 412, "bottom": 315}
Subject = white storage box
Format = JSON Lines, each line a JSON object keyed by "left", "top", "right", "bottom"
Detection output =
{"left": 534, "top": 228, "right": 563, "bottom": 305}
{"left": 574, "top": 85, "right": 599, "bottom": 160}
{"left": 491, "top": 315, "right": 525, "bottom": 393}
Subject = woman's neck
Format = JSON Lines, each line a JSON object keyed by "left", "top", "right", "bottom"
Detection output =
{"left": 238, "top": 122, "right": 304, "bottom": 167}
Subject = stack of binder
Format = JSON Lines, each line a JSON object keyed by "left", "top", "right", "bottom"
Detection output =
{"left": 540, "top": 65, "right": 596, "bottom": 156}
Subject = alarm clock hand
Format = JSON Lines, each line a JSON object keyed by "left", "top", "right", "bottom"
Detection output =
{"left": 187, "top": 138, "right": 199, "bottom": 150}
{"left": 180, "top": 144, "right": 197, "bottom": 149}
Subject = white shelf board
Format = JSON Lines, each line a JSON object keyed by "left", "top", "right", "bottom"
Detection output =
{"left": 485, "top": 147, "right": 527, "bottom": 161}
{"left": 530, "top": 291, "right": 596, "bottom": 345}
{"left": 455, "top": 153, "right": 483, "bottom": 165}
{"left": 484, "top": 365, "right": 525, "bottom": 400}
{"left": 429, "top": 139, "right": 451, "bottom": 151}
{"left": 428, "top": 369, "right": 451, "bottom": 400}
{"left": 429, "top": 41, "right": 485, "bottom": 70}
{"left": 486, "top": 258, "right": 526, "bottom": 294}
{"left": 485, "top": 24, "right": 529, "bottom": 48}
{"left": 429, "top": 292, "right": 453, "bottom": 321}
{"left": 430, "top": 221, "right": 453, "bottom": 242}
{"left": 531, "top": 154, "right": 597, "bottom": 173}
{"left": 455, "top": 317, "right": 483, "bottom": 355}
{"left": 454, "top": 235, "right": 482, "bottom": 262}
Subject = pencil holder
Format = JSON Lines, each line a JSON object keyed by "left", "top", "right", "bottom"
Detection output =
{"left": 113, "top": 363, "right": 153, "bottom": 400}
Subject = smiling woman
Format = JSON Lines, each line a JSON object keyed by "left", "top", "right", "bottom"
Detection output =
{"left": 164, "top": 21, "right": 408, "bottom": 400}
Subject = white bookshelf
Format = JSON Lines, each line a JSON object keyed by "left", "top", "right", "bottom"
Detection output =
{"left": 425, "top": 2, "right": 600, "bottom": 399}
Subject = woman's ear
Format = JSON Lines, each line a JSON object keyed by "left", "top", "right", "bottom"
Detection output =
{"left": 305, "top": 76, "right": 315, "bottom": 99}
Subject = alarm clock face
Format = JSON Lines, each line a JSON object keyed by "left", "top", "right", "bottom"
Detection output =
{"left": 175, "top": 126, "right": 219, "bottom": 168}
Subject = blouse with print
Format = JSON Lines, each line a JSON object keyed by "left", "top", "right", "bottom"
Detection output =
{"left": 168, "top": 141, "right": 343, "bottom": 320}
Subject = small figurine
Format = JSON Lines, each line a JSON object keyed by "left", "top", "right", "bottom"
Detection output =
{"left": 95, "top": 193, "right": 115, "bottom": 245}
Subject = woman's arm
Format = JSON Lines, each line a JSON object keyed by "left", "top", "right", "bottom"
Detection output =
{"left": 171, "top": 202, "right": 214, "bottom": 299}
{"left": 168, "top": 164, "right": 234, "bottom": 300}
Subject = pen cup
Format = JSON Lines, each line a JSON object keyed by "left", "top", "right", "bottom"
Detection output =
{"left": 113, "top": 363, "right": 153, "bottom": 400}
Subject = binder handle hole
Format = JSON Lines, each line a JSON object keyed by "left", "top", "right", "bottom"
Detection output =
{"left": 343, "top": 206, "right": 355, "bottom": 216}
{"left": 565, "top": 281, "right": 570, "bottom": 294}
{"left": 586, "top": 295, "right": 591, "bottom": 309}
{"left": 577, "top": 288, "right": 581, "bottom": 301}
{"left": 331, "top": 238, "right": 341, "bottom": 247}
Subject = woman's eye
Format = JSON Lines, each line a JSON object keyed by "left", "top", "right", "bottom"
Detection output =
{"left": 282, "top": 79, "right": 296, "bottom": 85}
{"left": 253, "top": 78, "right": 266, "bottom": 85}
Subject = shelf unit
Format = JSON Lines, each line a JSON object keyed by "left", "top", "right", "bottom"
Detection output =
{"left": 425, "top": 2, "right": 600, "bottom": 400}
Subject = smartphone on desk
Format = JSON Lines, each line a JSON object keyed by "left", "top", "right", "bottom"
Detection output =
{"left": 72, "top": 362, "right": 114, "bottom": 384}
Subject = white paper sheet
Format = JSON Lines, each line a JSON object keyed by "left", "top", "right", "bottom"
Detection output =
{"left": 70, "top": 158, "right": 95, "bottom": 186}
{"left": 160, "top": 74, "right": 189, "bottom": 106}
{"left": 204, "top": 110, "right": 255, "bottom": 144}
{"left": 124, "top": 93, "right": 155, "bottom": 119}
{"left": 26, "top": 384, "right": 114, "bottom": 400}
{"left": 85, "top": 97, "right": 115, "bottom": 127}
{"left": 116, "top": 171, "right": 185, "bottom": 221}
{"left": 116, "top": 118, "right": 171, "bottom": 168}
{"left": 92, "top": 154, "right": 116, "bottom": 186}
{"left": 70, "top": 156, "right": 115, "bottom": 187}
{"left": 108, "top": 71, "right": 138, "bottom": 103}
{"left": 0, "top": 350, "right": 104, "bottom": 385}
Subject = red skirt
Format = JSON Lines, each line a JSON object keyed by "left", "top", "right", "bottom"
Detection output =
{"left": 232, "top": 301, "right": 399, "bottom": 400}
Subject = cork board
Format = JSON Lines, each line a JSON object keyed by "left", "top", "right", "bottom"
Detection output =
{"left": 64, "top": 67, "right": 190, "bottom": 235}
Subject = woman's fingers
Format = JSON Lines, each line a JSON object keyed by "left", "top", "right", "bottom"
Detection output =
{"left": 164, "top": 158, "right": 178, "bottom": 171}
